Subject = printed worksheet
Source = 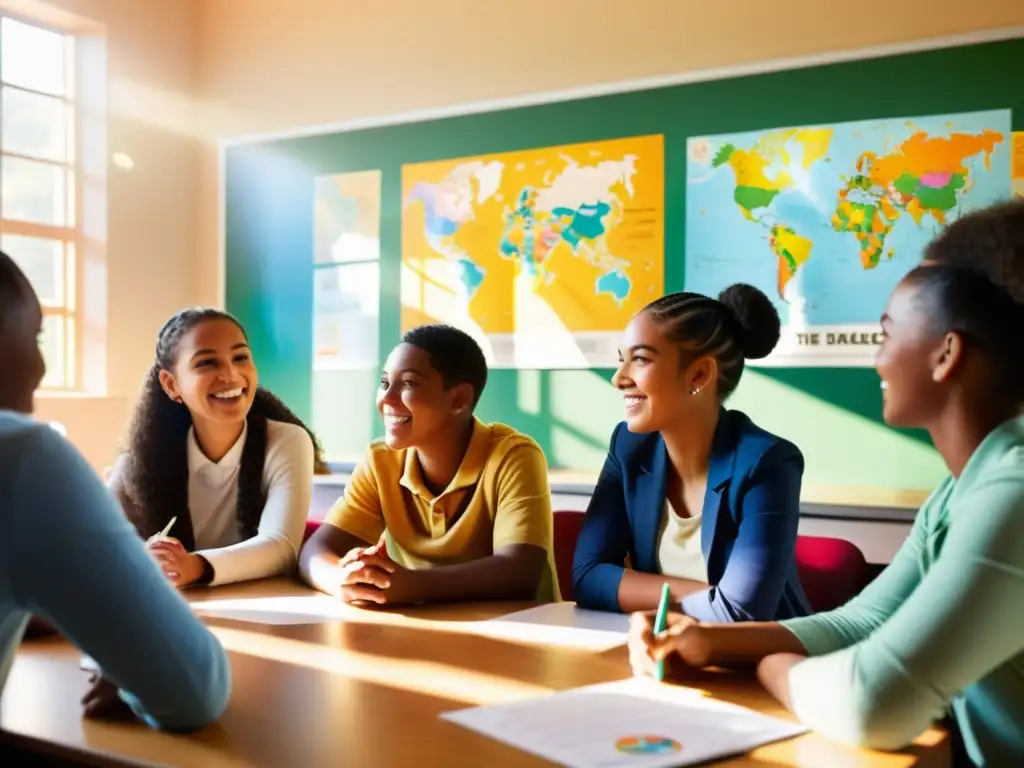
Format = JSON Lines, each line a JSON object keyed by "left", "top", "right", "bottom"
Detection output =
{"left": 442, "top": 678, "right": 807, "bottom": 767}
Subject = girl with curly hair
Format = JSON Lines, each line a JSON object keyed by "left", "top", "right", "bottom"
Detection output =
{"left": 110, "top": 307, "right": 328, "bottom": 588}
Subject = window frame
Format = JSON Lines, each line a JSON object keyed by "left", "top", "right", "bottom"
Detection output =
{"left": 0, "top": 10, "right": 82, "bottom": 391}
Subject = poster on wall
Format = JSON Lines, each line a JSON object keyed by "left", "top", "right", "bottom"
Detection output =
{"left": 1014, "top": 132, "right": 1024, "bottom": 199}
{"left": 685, "top": 109, "right": 1012, "bottom": 367}
{"left": 400, "top": 135, "right": 665, "bottom": 369}
{"left": 313, "top": 170, "right": 382, "bottom": 370}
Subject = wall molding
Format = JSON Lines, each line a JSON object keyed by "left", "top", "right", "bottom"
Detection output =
{"left": 220, "top": 25, "right": 1022, "bottom": 148}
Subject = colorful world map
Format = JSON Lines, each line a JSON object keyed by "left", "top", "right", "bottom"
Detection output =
{"left": 401, "top": 136, "right": 664, "bottom": 368}
{"left": 686, "top": 110, "right": 1011, "bottom": 366}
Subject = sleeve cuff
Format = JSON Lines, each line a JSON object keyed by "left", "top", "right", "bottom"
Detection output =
{"left": 780, "top": 615, "right": 844, "bottom": 656}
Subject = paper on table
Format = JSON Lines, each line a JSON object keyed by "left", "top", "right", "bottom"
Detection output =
{"left": 191, "top": 595, "right": 350, "bottom": 625}
{"left": 469, "top": 603, "right": 629, "bottom": 650}
{"left": 441, "top": 677, "right": 807, "bottom": 768}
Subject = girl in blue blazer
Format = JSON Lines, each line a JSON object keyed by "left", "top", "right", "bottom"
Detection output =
{"left": 572, "top": 283, "right": 811, "bottom": 621}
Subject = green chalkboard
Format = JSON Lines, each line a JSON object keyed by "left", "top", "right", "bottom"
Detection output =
{"left": 224, "top": 37, "right": 1023, "bottom": 504}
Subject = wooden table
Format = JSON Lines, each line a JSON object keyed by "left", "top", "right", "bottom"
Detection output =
{"left": 1, "top": 579, "right": 949, "bottom": 767}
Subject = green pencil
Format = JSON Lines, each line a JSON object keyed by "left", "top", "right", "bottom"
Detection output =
{"left": 653, "top": 582, "right": 671, "bottom": 682}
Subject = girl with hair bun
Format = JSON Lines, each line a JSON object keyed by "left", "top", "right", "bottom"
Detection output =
{"left": 573, "top": 282, "right": 810, "bottom": 621}
{"left": 110, "top": 308, "right": 327, "bottom": 588}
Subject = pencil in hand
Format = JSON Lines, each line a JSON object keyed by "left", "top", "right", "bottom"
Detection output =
{"left": 147, "top": 516, "right": 177, "bottom": 545}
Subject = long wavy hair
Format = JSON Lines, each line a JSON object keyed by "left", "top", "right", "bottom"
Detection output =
{"left": 120, "top": 308, "right": 328, "bottom": 549}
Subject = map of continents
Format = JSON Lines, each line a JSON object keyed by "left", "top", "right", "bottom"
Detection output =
{"left": 686, "top": 110, "right": 1011, "bottom": 366}
{"left": 401, "top": 135, "right": 664, "bottom": 369}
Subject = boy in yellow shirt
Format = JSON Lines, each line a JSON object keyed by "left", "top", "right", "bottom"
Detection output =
{"left": 298, "top": 324, "right": 558, "bottom": 605}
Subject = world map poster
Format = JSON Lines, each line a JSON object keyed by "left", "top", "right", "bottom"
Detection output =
{"left": 400, "top": 135, "right": 664, "bottom": 369}
{"left": 685, "top": 110, "right": 1012, "bottom": 367}
{"left": 1014, "top": 132, "right": 1024, "bottom": 199}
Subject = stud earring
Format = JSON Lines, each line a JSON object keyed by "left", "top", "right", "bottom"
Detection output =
{"left": 690, "top": 387, "right": 700, "bottom": 396}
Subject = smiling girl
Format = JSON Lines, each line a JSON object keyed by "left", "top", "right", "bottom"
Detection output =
{"left": 573, "top": 284, "right": 810, "bottom": 620}
{"left": 110, "top": 308, "right": 327, "bottom": 588}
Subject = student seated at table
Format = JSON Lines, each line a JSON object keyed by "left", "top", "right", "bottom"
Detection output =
{"left": 299, "top": 324, "right": 558, "bottom": 605}
{"left": 0, "top": 251, "right": 230, "bottom": 730}
{"left": 572, "top": 284, "right": 810, "bottom": 621}
{"left": 109, "top": 307, "right": 327, "bottom": 588}
{"left": 628, "top": 201, "right": 1024, "bottom": 766}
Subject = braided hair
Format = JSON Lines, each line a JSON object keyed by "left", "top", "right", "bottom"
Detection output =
{"left": 642, "top": 283, "right": 781, "bottom": 400}
{"left": 120, "top": 307, "right": 328, "bottom": 549}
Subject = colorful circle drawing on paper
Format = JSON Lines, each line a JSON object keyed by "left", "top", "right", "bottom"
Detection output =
{"left": 614, "top": 735, "right": 682, "bottom": 755}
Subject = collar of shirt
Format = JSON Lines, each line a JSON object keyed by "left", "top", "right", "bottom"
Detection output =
{"left": 398, "top": 417, "right": 492, "bottom": 502}
{"left": 187, "top": 422, "right": 248, "bottom": 483}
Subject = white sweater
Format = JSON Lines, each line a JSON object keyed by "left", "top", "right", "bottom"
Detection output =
{"left": 109, "top": 419, "right": 314, "bottom": 586}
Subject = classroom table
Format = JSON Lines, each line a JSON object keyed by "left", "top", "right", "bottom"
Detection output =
{"left": 1, "top": 579, "right": 949, "bottom": 767}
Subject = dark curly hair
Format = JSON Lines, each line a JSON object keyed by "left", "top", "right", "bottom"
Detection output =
{"left": 642, "top": 283, "right": 781, "bottom": 400}
{"left": 120, "top": 307, "right": 328, "bottom": 549}
{"left": 907, "top": 199, "right": 1024, "bottom": 400}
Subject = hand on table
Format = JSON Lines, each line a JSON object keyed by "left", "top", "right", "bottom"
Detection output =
{"left": 338, "top": 534, "right": 423, "bottom": 607}
{"left": 145, "top": 537, "right": 205, "bottom": 588}
{"left": 628, "top": 610, "right": 708, "bottom": 681}
{"left": 81, "top": 674, "right": 134, "bottom": 721}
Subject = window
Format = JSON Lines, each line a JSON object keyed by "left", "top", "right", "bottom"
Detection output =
{"left": 311, "top": 171, "right": 383, "bottom": 461}
{"left": 0, "top": 15, "right": 78, "bottom": 389}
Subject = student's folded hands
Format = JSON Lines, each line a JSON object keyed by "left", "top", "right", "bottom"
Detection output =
{"left": 628, "top": 610, "right": 709, "bottom": 682}
{"left": 337, "top": 534, "right": 423, "bottom": 607}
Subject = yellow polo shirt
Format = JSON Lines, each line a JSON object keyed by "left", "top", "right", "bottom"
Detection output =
{"left": 325, "top": 419, "right": 558, "bottom": 601}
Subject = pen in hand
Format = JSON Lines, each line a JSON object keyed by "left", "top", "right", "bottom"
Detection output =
{"left": 653, "top": 582, "right": 671, "bottom": 682}
{"left": 148, "top": 516, "right": 177, "bottom": 544}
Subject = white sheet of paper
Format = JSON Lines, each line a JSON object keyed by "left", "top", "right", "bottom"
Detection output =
{"left": 441, "top": 678, "right": 807, "bottom": 768}
{"left": 468, "top": 603, "right": 630, "bottom": 650}
{"left": 191, "top": 595, "right": 350, "bottom": 625}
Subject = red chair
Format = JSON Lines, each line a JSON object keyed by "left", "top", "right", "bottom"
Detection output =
{"left": 795, "top": 535, "right": 869, "bottom": 613}
{"left": 303, "top": 518, "right": 323, "bottom": 544}
{"left": 553, "top": 510, "right": 585, "bottom": 601}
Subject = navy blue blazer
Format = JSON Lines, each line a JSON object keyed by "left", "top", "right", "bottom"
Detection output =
{"left": 572, "top": 409, "right": 811, "bottom": 621}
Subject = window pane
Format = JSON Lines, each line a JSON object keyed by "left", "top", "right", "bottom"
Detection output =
{"left": 0, "top": 234, "right": 64, "bottom": 305}
{"left": 1, "top": 156, "right": 67, "bottom": 225}
{"left": 2, "top": 87, "right": 68, "bottom": 161}
{"left": 40, "top": 313, "right": 65, "bottom": 387}
{"left": 313, "top": 262, "right": 379, "bottom": 370}
{"left": 1, "top": 18, "right": 66, "bottom": 96}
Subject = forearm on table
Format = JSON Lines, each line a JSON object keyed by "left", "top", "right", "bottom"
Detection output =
{"left": 695, "top": 623, "right": 807, "bottom": 669}
{"left": 616, "top": 569, "right": 707, "bottom": 613}
{"left": 412, "top": 548, "right": 545, "bottom": 603}
{"left": 197, "top": 533, "right": 297, "bottom": 587}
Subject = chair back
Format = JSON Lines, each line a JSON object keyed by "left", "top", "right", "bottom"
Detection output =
{"left": 795, "top": 535, "right": 869, "bottom": 613}
{"left": 552, "top": 510, "right": 585, "bottom": 601}
{"left": 303, "top": 518, "right": 323, "bottom": 544}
